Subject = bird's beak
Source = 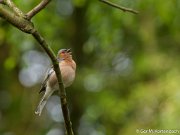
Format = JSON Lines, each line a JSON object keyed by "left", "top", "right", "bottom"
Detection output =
{"left": 66, "top": 48, "right": 71, "bottom": 53}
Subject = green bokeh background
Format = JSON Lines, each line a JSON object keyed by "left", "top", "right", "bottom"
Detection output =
{"left": 0, "top": 0, "right": 180, "bottom": 135}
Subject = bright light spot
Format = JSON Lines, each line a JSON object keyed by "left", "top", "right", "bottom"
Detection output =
{"left": 46, "top": 96, "right": 63, "bottom": 122}
{"left": 78, "top": 119, "right": 94, "bottom": 135}
{"left": 84, "top": 74, "right": 102, "bottom": 92}
{"left": 46, "top": 128, "right": 63, "bottom": 135}
{"left": 18, "top": 50, "right": 50, "bottom": 87}
{"left": 86, "top": 106, "right": 100, "bottom": 120}
{"left": 20, "top": 40, "right": 34, "bottom": 51}
{"left": 4, "top": 57, "right": 16, "bottom": 70}
{"left": 83, "top": 37, "right": 98, "bottom": 54}
{"left": 90, "top": 130, "right": 105, "bottom": 135}
{"left": 22, "top": 50, "right": 50, "bottom": 66}
{"left": 78, "top": 114, "right": 106, "bottom": 135}
{"left": 57, "top": 0, "right": 73, "bottom": 17}
{"left": 112, "top": 53, "right": 133, "bottom": 76}
{"left": 19, "top": 64, "right": 44, "bottom": 87}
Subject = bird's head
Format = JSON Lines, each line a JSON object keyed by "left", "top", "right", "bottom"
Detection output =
{"left": 57, "top": 48, "right": 72, "bottom": 61}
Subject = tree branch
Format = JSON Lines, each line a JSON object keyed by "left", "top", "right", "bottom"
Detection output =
{"left": 99, "top": 0, "right": 139, "bottom": 14}
{"left": 0, "top": 4, "right": 34, "bottom": 33}
{"left": 4, "top": 0, "right": 24, "bottom": 16}
{"left": 26, "top": 0, "right": 52, "bottom": 20}
{"left": 0, "top": 1, "right": 74, "bottom": 135}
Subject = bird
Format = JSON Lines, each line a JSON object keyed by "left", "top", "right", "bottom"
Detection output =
{"left": 35, "top": 48, "right": 76, "bottom": 116}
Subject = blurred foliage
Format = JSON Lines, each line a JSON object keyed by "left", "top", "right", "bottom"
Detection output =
{"left": 0, "top": 0, "right": 180, "bottom": 135}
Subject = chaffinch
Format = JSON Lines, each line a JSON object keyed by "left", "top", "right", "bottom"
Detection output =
{"left": 35, "top": 48, "right": 76, "bottom": 116}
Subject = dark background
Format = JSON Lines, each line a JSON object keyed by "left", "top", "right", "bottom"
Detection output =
{"left": 0, "top": 0, "right": 180, "bottom": 135}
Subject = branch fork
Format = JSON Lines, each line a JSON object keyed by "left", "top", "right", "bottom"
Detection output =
{"left": 0, "top": 0, "right": 74, "bottom": 135}
{"left": 0, "top": 0, "right": 139, "bottom": 134}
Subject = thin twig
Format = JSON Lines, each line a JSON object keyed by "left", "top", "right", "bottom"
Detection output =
{"left": 4, "top": 0, "right": 24, "bottom": 16}
{"left": 99, "top": 0, "right": 139, "bottom": 14}
{"left": 26, "top": 0, "right": 51, "bottom": 20}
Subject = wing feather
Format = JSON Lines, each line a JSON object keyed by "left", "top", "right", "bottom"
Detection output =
{"left": 39, "top": 66, "right": 54, "bottom": 93}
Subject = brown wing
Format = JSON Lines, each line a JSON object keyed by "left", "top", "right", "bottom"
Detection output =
{"left": 39, "top": 66, "right": 54, "bottom": 93}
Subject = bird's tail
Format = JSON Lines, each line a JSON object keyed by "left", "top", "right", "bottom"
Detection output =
{"left": 35, "top": 97, "right": 47, "bottom": 116}
{"left": 35, "top": 87, "right": 54, "bottom": 116}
